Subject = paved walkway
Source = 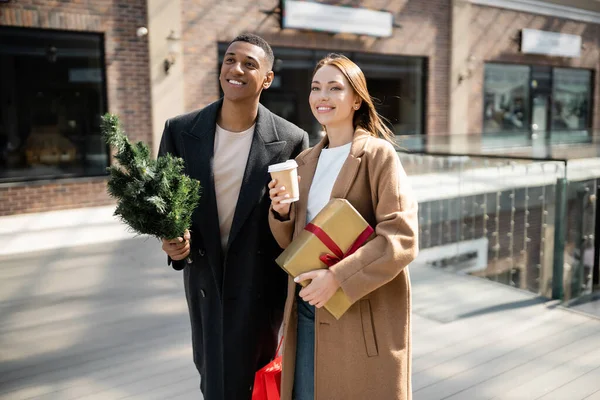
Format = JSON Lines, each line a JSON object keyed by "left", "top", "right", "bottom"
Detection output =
{"left": 2, "top": 238, "right": 600, "bottom": 399}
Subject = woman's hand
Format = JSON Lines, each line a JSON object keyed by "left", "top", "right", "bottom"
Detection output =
{"left": 268, "top": 178, "right": 293, "bottom": 219}
{"left": 295, "top": 269, "right": 341, "bottom": 308}
{"left": 161, "top": 229, "right": 190, "bottom": 261}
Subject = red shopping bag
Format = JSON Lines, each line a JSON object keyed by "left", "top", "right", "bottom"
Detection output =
{"left": 252, "top": 337, "right": 283, "bottom": 400}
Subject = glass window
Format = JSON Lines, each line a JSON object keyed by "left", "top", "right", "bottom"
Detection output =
{"left": 353, "top": 53, "right": 424, "bottom": 136}
{"left": 218, "top": 45, "right": 425, "bottom": 145}
{"left": 483, "top": 63, "right": 531, "bottom": 135}
{"left": 551, "top": 68, "right": 592, "bottom": 134}
{"left": 0, "top": 27, "right": 108, "bottom": 183}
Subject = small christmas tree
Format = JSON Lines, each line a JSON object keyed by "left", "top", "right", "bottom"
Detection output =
{"left": 102, "top": 113, "right": 201, "bottom": 241}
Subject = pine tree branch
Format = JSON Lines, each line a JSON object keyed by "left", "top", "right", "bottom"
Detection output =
{"left": 102, "top": 113, "right": 201, "bottom": 240}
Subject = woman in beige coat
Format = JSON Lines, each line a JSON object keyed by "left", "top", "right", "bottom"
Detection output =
{"left": 268, "top": 54, "right": 419, "bottom": 400}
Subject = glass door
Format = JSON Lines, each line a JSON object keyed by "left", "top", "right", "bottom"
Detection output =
{"left": 551, "top": 68, "right": 593, "bottom": 143}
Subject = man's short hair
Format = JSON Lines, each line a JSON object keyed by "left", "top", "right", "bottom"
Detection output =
{"left": 229, "top": 33, "right": 274, "bottom": 70}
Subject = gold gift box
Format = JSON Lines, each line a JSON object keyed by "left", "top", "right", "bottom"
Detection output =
{"left": 275, "top": 198, "right": 373, "bottom": 319}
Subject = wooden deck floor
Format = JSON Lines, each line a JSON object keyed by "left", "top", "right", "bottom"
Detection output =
{"left": 1, "top": 237, "right": 600, "bottom": 400}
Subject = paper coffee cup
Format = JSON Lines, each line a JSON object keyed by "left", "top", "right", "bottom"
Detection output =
{"left": 268, "top": 160, "right": 299, "bottom": 203}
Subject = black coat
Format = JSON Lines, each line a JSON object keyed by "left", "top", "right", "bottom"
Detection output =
{"left": 158, "top": 99, "right": 308, "bottom": 400}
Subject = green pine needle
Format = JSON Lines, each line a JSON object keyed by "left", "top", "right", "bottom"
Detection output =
{"left": 102, "top": 113, "right": 201, "bottom": 239}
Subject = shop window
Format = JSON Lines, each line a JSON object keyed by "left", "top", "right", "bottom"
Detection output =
{"left": 0, "top": 27, "right": 108, "bottom": 183}
{"left": 483, "top": 63, "right": 593, "bottom": 143}
{"left": 551, "top": 68, "right": 592, "bottom": 139}
{"left": 218, "top": 45, "right": 425, "bottom": 145}
{"left": 483, "top": 63, "right": 531, "bottom": 136}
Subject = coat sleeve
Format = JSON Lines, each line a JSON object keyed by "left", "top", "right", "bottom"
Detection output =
{"left": 329, "top": 142, "right": 419, "bottom": 303}
{"left": 269, "top": 203, "right": 297, "bottom": 249}
{"left": 268, "top": 130, "right": 309, "bottom": 249}
{"left": 158, "top": 119, "right": 186, "bottom": 271}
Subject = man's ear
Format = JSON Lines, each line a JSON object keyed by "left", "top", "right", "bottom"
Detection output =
{"left": 263, "top": 70, "right": 274, "bottom": 90}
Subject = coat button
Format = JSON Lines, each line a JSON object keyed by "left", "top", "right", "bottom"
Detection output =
{"left": 198, "top": 249, "right": 205, "bottom": 257}
{"left": 200, "top": 289, "right": 206, "bottom": 298}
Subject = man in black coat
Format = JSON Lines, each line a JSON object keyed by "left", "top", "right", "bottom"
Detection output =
{"left": 159, "top": 33, "right": 308, "bottom": 399}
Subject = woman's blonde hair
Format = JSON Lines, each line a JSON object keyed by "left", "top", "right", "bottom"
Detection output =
{"left": 313, "top": 53, "right": 397, "bottom": 147}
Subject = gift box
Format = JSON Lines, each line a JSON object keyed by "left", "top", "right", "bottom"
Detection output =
{"left": 275, "top": 198, "right": 374, "bottom": 319}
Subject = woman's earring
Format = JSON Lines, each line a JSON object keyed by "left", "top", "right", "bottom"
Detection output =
{"left": 354, "top": 105, "right": 359, "bottom": 110}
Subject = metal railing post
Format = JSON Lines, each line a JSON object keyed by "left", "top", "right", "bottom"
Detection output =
{"left": 594, "top": 182, "right": 600, "bottom": 289}
{"left": 552, "top": 178, "right": 568, "bottom": 300}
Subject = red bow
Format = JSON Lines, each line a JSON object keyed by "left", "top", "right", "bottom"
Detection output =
{"left": 304, "top": 223, "right": 374, "bottom": 267}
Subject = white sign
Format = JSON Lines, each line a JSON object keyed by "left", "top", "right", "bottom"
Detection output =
{"left": 521, "top": 29, "right": 581, "bottom": 58}
{"left": 282, "top": 0, "right": 393, "bottom": 38}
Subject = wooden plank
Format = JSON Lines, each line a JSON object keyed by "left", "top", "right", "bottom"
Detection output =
{"left": 499, "top": 347, "right": 600, "bottom": 399}
{"left": 441, "top": 326, "right": 600, "bottom": 399}
{"left": 0, "top": 319, "right": 191, "bottom": 385}
{"left": 411, "top": 267, "right": 555, "bottom": 362}
{"left": 0, "top": 288, "right": 183, "bottom": 335}
{"left": 0, "top": 259, "right": 179, "bottom": 307}
{"left": 168, "top": 389, "right": 205, "bottom": 400}
{"left": 571, "top": 301, "right": 600, "bottom": 319}
{"left": 412, "top": 273, "right": 539, "bottom": 324}
{"left": 583, "top": 389, "right": 600, "bottom": 400}
{"left": 413, "top": 313, "right": 594, "bottom": 397}
{"left": 57, "top": 363, "right": 193, "bottom": 400}
{"left": 536, "top": 365, "right": 600, "bottom": 400}
{"left": 413, "top": 299, "right": 556, "bottom": 365}
{"left": 118, "top": 376, "right": 200, "bottom": 400}
{"left": 0, "top": 329, "right": 191, "bottom": 399}
{"left": 1, "top": 294, "right": 187, "bottom": 350}
{"left": 413, "top": 302, "right": 584, "bottom": 374}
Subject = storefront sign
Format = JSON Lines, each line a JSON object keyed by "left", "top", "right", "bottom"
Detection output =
{"left": 521, "top": 29, "right": 581, "bottom": 58}
{"left": 281, "top": 0, "right": 393, "bottom": 37}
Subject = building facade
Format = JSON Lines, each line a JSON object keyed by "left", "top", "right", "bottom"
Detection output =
{"left": 0, "top": 1, "right": 152, "bottom": 215}
{"left": 0, "top": 0, "right": 599, "bottom": 216}
{"left": 451, "top": 0, "right": 600, "bottom": 147}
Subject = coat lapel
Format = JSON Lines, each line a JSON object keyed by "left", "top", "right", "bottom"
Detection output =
{"left": 226, "top": 104, "right": 287, "bottom": 249}
{"left": 181, "top": 100, "right": 224, "bottom": 295}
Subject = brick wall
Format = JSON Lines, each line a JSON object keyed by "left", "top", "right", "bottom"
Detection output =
{"left": 0, "top": 178, "right": 109, "bottom": 215}
{"left": 180, "top": 0, "right": 451, "bottom": 136}
{"left": 0, "top": 0, "right": 152, "bottom": 216}
{"left": 466, "top": 5, "right": 600, "bottom": 134}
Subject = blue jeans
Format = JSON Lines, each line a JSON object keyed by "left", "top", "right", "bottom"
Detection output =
{"left": 293, "top": 289, "right": 315, "bottom": 400}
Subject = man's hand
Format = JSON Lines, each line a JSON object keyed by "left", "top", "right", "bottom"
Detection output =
{"left": 161, "top": 229, "right": 191, "bottom": 261}
{"left": 295, "top": 269, "right": 340, "bottom": 308}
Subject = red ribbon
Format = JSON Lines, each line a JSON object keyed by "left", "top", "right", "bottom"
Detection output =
{"left": 304, "top": 223, "right": 374, "bottom": 267}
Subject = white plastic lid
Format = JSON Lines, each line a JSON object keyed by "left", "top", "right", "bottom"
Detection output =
{"left": 268, "top": 159, "right": 298, "bottom": 173}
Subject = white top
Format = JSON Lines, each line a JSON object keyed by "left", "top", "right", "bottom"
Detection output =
{"left": 213, "top": 123, "right": 255, "bottom": 250}
{"left": 306, "top": 142, "right": 352, "bottom": 223}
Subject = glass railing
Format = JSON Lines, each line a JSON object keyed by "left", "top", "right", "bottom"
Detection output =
{"left": 398, "top": 131, "right": 599, "bottom": 303}
{"left": 562, "top": 178, "right": 598, "bottom": 301}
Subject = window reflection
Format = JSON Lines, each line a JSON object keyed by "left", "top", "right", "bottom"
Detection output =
{"left": 552, "top": 68, "right": 592, "bottom": 132}
{"left": 483, "top": 64, "right": 530, "bottom": 135}
{"left": 0, "top": 27, "right": 107, "bottom": 183}
{"left": 483, "top": 63, "right": 593, "bottom": 143}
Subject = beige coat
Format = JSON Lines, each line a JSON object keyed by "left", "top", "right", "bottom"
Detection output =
{"left": 268, "top": 129, "right": 419, "bottom": 400}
